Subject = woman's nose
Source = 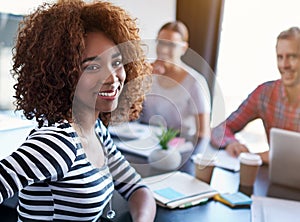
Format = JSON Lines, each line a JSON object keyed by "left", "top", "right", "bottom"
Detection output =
{"left": 104, "top": 69, "right": 118, "bottom": 84}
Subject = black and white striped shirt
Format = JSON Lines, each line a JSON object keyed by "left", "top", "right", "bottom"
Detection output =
{"left": 0, "top": 119, "right": 144, "bottom": 221}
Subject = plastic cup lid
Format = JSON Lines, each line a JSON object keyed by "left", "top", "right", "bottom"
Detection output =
{"left": 194, "top": 153, "right": 217, "bottom": 166}
{"left": 238, "top": 152, "right": 262, "bottom": 166}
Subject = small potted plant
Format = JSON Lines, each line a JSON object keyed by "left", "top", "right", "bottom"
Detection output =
{"left": 148, "top": 127, "right": 182, "bottom": 171}
{"left": 157, "top": 127, "right": 179, "bottom": 150}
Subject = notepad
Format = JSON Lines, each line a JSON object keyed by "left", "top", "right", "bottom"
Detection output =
{"left": 143, "top": 171, "right": 218, "bottom": 209}
{"left": 214, "top": 192, "right": 252, "bottom": 208}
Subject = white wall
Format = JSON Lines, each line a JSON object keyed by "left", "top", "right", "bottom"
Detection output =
{"left": 109, "top": 0, "right": 176, "bottom": 40}
{"left": 0, "top": 0, "right": 176, "bottom": 39}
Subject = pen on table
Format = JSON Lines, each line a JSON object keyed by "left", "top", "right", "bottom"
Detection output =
{"left": 178, "top": 198, "right": 209, "bottom": 209}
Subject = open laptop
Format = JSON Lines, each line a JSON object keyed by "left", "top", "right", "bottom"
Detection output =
{"left": 268, "top": 128, "right": 300, "bottom": 200}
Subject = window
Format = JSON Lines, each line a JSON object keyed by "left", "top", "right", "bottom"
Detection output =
{"left": 0, "top": 13, "right": 22, "bottom": 109}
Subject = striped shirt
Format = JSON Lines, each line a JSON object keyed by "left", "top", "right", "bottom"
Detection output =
{"left": 211, "top": 79, "right": 300, "bottom": 148}
{"left": 0, "top": 119, "right": 145, "bottom": 221}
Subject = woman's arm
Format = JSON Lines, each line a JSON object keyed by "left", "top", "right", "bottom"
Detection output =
{"left": 196, "top": 113, "right": 211, "bottom": 138}
{"left": 96, "top": 121, "right": 156, "bottom": 221}
{"left": 128, "top": 187, "right": 156, "bottom": 222}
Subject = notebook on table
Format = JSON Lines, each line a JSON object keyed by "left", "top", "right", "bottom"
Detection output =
{"left": 268, "top": 128, "right": 300, "bottom": 200}
{"left": 143, "top": 171, "right": 218, "bottom": 209}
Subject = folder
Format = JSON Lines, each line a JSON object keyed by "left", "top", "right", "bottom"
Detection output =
{"left": 143, "top": 171, "right": 218, "bottom": 209}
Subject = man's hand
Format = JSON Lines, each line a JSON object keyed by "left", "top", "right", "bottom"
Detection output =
{"left": 226, "top": 141, "right": 249, "bottom": 157}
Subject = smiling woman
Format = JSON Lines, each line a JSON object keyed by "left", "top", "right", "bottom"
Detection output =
{"left": 0, "top": 1, "right": 156, "bottom": 221}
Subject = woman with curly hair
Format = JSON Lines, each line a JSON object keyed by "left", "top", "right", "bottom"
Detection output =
{"left": 3, "top": 1, "right": 156, "bottom": 221}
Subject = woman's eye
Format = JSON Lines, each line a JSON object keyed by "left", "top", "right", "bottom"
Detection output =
{"left": 84, "top": 64, "right": 101, "bottom": 72}
{"left": 112, "top": 59, "right": 123, "bottom": 68}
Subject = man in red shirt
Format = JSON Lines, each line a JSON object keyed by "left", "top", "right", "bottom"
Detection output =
{"left": 211, "top": 27, "right": 300, "bottom": 164}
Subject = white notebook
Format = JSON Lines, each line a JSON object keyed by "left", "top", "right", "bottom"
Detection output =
{"left": 143, "top": 171, "right": 218, "bottom": 209}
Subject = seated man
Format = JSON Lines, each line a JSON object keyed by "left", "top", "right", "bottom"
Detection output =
{"left": 211, "top": 26, "right": 300, "bottom": 164}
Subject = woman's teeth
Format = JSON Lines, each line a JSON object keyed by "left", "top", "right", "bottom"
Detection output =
{"left": 98, "top": 90, "right": 117, "bottom": 97}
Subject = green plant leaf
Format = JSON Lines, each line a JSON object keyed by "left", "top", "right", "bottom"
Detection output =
{"left": 157, "top": 127, "right": 179, "bottom": 150}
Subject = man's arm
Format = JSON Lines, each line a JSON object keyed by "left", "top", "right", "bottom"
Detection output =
{"left": 211, "top": 84, "right": 264, "bottom": 155}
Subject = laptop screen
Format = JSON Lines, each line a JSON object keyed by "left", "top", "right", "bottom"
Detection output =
{"left": 269, "top": 128, "right": 300, "bottom": 189}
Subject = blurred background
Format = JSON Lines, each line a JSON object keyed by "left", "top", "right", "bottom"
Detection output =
{"left": 1, "top": 0, "right": 300, "bottom": 152}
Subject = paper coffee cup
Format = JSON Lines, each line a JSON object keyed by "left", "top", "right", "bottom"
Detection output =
{"left": 194, "top": 153, "right": 217, "bottom": 184}
{"left": 239, "top": 153, "right": 262, "bottom": 187}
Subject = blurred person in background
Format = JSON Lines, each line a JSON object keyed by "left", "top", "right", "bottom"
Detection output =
{"left": 140, "top": 21, "right": 211, "bottom": 141}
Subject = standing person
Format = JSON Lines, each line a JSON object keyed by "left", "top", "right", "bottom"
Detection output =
{"left": 139, "top": 21, "right": 211, "bottom": 140}
{"left": 211, "top": 27, "right": 300, "bottom": 164}
{"left": 4, "top": 1, "right": 156, "bottom": 221}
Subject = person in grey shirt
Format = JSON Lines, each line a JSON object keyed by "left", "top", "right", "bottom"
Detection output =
{"left": 140, "top": 21, "right": 211, "bottom": 140}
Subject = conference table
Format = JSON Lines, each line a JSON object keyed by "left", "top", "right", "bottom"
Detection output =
{"left": 103, "top": 138, "right": 270, "bottom": 222}
{"left": 0, "top": 121, "right": 270, "bottom": 222}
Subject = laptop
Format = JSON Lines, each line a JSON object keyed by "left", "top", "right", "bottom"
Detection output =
{"left": 268, "top": 128, "right": 300, "bottom": 200}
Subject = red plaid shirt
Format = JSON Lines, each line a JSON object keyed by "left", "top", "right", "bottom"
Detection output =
{"left": 211, "top": 79, "right": 300, "bottom": 148}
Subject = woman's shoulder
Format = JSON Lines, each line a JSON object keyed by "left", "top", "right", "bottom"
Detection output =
{"left": 28, "top": 122, "right": 78, "bottom": 152}
{"left": 31, "top": 122, "right": 74, "bottom": 136}
{"left": 21, "top": 122, "right": 78, "bottom": 175}
{"left": 181, "top": 65, "right": 207, "bottom": 85}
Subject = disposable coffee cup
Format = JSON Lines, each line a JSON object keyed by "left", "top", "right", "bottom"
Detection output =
{"left": 194, "top": 153, "right": 217, "bottom": 184}
{"left": 238, "top": 153, "right": 262, "bottom": 187}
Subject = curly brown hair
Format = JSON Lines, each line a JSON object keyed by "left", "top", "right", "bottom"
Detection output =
{"left": 11, "top": 1, "right": 151, "bottom": 127}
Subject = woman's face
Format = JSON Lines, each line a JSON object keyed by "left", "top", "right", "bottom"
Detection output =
{"left": 156, "top": 29, "right": 187, "bottom": 64}
{"left": 75, "top": 32, "right": 126, "bottom": 114}
{"left": 153, "top": 29, "right": 187, "bottom": 74}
